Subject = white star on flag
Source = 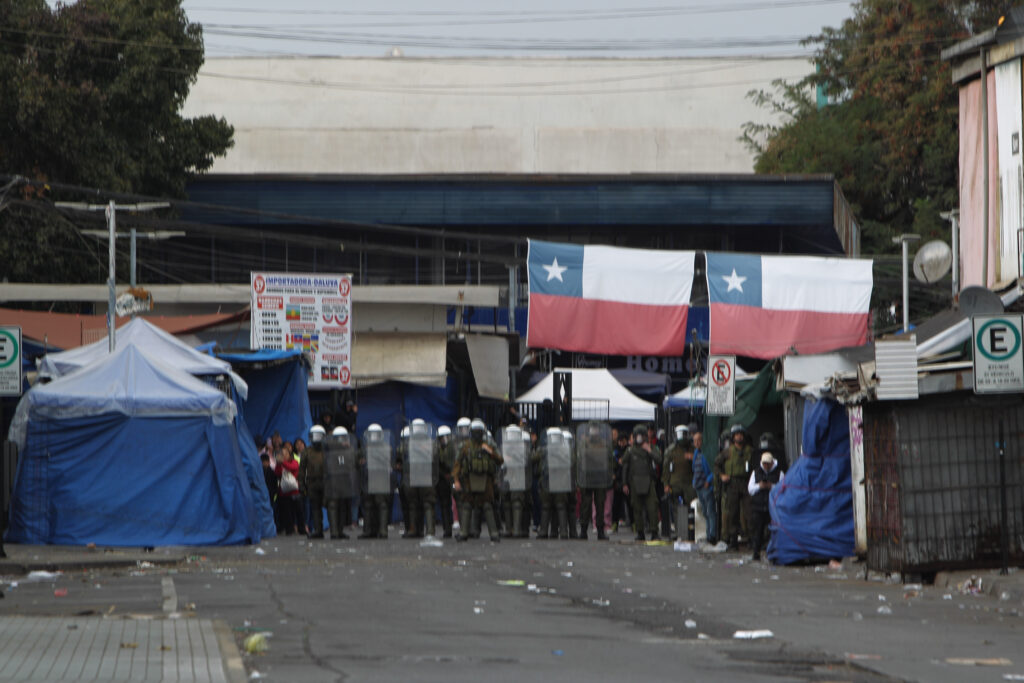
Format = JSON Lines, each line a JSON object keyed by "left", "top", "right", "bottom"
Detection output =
{"left": 543, "top": 257, "right": 568, "bottom": 282}
{"left": 722, "top": 268, "right": 747, "bottom": 293}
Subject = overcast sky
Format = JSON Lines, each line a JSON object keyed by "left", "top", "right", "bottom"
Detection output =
{"left": 181, "top": 0, "right": 857, "bottom": 58}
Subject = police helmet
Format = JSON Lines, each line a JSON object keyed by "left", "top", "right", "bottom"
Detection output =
{"left": 730, "top": 423, "right": 745, "bottom": 435}
{"left": 309, "top": 425, "right": 327, "bottom": 444}
{"left": 331, "top": 426, "right": 348, "bottom": 438}
{"left": 411, "top": 418, "right": 426, "bottom": 426}
{"left": 366, "top": 423, "right": 383, "bottom": 442}
{"left": 437, "top": 425, "right": 452, "bottom": 438}
{"left": 674, "top": 424, "right": 689, "bottom": 441}
{"left": 401, "top": 426, "right": 410, "bottom": 439}
{"left": 546, "top": 426, "right": 563, "bottom": 444}
{"left": 470, "top": 418, "right": 486, "bottom": 432}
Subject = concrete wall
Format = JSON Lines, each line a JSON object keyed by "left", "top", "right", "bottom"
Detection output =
{"left": 183, "top": 57, "right": 812, "bottom": 175}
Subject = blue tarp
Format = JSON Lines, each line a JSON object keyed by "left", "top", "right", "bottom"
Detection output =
{"left": 6, "top": 345, "right": 262, "bottom": 546}
{"left": 352, "top": 377, "right": 459, "bottom": 435}
{"left": 219, "top": 351, "right": 313, "bottom": 445}
{"left": 768, "top": 397, "right": 856, "bottom": 565}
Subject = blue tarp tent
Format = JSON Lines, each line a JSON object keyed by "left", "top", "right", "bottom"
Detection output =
{"left": 6, "top": 345, "right": 262, "bottom": 546}
{"left": 768, "top": 397, "right": 856, "bottom": 564}
{"left": 35, "top": 318, "right": 276, "bottom": 540}
{"left": 216, "top": 350, "right": 313, "bottom": 445}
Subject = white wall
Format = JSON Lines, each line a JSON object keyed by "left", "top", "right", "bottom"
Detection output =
{"left": 183, "top": 57, "right": 812, "bottom": 175}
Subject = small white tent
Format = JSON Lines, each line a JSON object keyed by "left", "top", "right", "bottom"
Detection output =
{"left": 517, "top": 368, "right": 656, "bottom": 421}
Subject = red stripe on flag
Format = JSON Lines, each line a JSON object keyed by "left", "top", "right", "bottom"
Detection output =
{"left": 527, "top": 293, "right": 688, "bottom": 355}
{"left": 709, "top": 303, "right": 869, "bottom": 359}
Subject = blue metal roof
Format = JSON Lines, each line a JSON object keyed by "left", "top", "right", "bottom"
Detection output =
{"left": 184, "top": 174, "right": 852, "bottom": 254}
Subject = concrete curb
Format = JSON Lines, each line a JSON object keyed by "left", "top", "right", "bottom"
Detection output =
{"left": 213, "top": 619, "right": 249, "bottom": 683}
{"left": 0, "top": 546, "right": 187, "bottom": 576}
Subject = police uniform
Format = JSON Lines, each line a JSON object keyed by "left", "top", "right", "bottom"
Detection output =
{"left": 714, "top": 428, "right": 753, "bottom": 549}
{"left": 298, "top": 426, "right": 327, "bottom": 538}
{"left": 452, "top": 421, "right": 503, "bottom": 542}
{"left": 621, "top": 425, "right": 662, "bottom": 541}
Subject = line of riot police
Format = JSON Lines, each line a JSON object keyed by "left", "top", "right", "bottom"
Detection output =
{"left": 296, "top": 417, "right": 694, "bottom": 543}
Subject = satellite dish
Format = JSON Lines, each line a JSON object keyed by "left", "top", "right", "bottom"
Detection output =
{"left": 913, "top": 240, "right": 953, "bottom": 283}
{"left": 958, "top": 286, "right": 1004, "bottom": 316}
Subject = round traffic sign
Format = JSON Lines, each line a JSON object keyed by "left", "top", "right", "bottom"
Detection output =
{"left": 711, "top": 359, "right": 732, "bottom": 386}
{"left": 976, "top": 318, "right": 1022, "bottom": 362}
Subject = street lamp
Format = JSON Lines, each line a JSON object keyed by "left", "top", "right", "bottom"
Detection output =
{"left": 893, "top": 233, "right": 921, "bottom": 333}
{"left": 55, "top": 201, "right": 169, "bottom": 351}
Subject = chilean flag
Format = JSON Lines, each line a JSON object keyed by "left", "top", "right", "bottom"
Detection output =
{"left": 706, "top": 252, "right": 873, "bottom": 359}
{"left": 527, "top": 240, "right": 695, "bottom": 355}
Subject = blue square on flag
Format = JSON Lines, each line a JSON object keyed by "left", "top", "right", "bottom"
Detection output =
{"left": 706, "top": 253, "right": 762, "bottom": 307}
{"left": 528, "top": 241, "right": 584, "bottom": 298}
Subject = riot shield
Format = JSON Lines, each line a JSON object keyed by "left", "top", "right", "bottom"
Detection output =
{"left": 501, "top": 426, "right": 528, "bottom": 492}
{"left": 544, "top": 433, "right": 573, "bottom": 494}
{"left": 324, "top": 437, "right": 357, "bottom": 499}
{"left": 363, "top": 429, "right": 393, "bottom": 495}
{"left": 406, "top": 425, "right": 437, "bottom": 488}
{"left": 576, "top": 422, "right": 613, "bottom": 489}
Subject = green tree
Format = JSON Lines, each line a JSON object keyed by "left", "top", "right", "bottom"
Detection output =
{"left": 742, "top": 0, "right": 1009, "bottom": 255}
{"left": 0, "top": 0, "right": 232, "bottom": 290}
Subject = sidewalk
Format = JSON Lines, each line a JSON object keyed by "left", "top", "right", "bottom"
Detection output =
{"left": 0, "top": 544, "right": 187, "bottom": 575}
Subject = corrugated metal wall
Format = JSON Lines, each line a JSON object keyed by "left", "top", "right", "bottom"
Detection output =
{"left": 864, "top": 393, "right": 1024, "bottom": 574}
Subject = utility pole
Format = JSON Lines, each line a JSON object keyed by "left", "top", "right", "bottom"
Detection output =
{"left": 893, "top": 233, "right": 921, "bottom": 334}
{"left": 55, "top": 201, "right": 169, "bottom": 351}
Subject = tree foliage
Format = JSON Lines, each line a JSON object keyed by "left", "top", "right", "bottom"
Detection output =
{"left": 742, "top": 0, "right": 1010, "bottom": 256}
{"left": 0, "top": 0, "right": 232, "bottom": 289}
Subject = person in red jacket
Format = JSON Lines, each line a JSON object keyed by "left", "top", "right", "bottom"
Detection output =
{"left": 275, "top": 442, "right": 306, "bottom": 535}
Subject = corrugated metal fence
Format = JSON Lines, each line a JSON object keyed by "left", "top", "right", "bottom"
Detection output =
{"left": 864, "top": 393, "right": 1024, "bottom": 574}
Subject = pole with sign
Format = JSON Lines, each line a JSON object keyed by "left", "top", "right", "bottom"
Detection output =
{"left": 706, "top": 354, "right": 736, "bottom": 416}
{"left": 972, "top": 314, "right": 1024, "bottom": 394}
{"left": 0, "top": 326, "right": 22, "bottom": 397}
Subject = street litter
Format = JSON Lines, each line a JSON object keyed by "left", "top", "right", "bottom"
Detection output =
{"left": 552, "top": 650, "right": 564, "bottom": 656}
{"left": 420, "top": 537, "right": 443, "bottom": 548}
{"left": 249, "top": 672, "right": 263, "bottom": 680}
{"left": 685, "top": 619, "right": 697, "bottom": 629}
{"left": 846, "top": 653, "right": 882, "bottom": 660}
{"left": 700, "top": 541, "right": 728, "bottom": 553}
{"left": 120, "top": 642, "right": 139, "bottom": 649}
{"left": 877, "top": 606, "right": 892, "bottom": 615}
{"left": 1002, "top": 674, "right": 1024, "bottom": 680}
{"left": 733, "top": 630, "right": 773, "bottom": 639}
{"left": 243, "top": 633, "right": 270, "bottom": 654}
{"left": 137, "top": 561, "right": 154, "bottom": 569}
{"left": 473, "top": 607, "right": 484, "bottom": 615}
{"left": 673, "top": 541, "right": 693, "bottom": 552}
{"left": 945, "top": 658, "right": 1011, "bottom": 666}
{"left": 645, "top": 540, "right": 668, "bottom": 547}
{"left": 591, "top": 598, "right": 610, "bottom": 607}
{"left": 561, "top": 572, "right": 572, "bottom": 578}
{"left": 829, "top": 559, "right": 843, "bottom": 570}
{"left": 254, "top": 547, "right": 266, "bottom": 555}
{"left": 957, "top": 576, "right": 984, "bottom": 595}
{"left": 26, "top": 570, "right": 61, "bottom": 582}
{"left": 54, "top": 588, "right": 68, "bottom": 597}
{"left": 527, "top": 584, "right": 539, "bottom": 592}
{"left": 496, "top": 580, "right": 525, "bottom": 587}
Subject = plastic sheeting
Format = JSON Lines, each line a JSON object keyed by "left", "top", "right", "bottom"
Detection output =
{"left": 959, "top": 73, "right": 999, "bottom": 289}
{"left": 6, "top": 345, "right": 262, "bottom": 546}
{"left": 353, "top": 377, "right": 459, "bottom": 436}
{"left": 767, "top": 397, "right": 855, "bottom": 565}
{"left": 224, "top": 354, "right": 313, "bottom": 445}
{"left": 38, "top": 317, "right": 247, "bottom": 399}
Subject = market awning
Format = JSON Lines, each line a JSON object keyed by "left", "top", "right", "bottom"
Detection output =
{"left": 351, "top": 332, "right": 447, "bottom": 388}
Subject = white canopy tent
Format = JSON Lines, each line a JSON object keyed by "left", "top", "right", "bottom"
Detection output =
{"left": 517, "top": 368, "right": 656, "bottom": 421}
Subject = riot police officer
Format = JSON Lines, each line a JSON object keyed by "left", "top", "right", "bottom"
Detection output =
{"left": 324, "top": 426, "right": 356, "bottom": 539}
{"left": 662, "top": 424, "right": 697, "bottom": 540}
{"left": 715, "top": 423, "right": 753, "bottom": 550}
{"left": 435, "top": 425, "right": 456, "bottom": 538}
{"left": 403, "top": 418, "right": 439, "bottom": 539}
{"left": 576, "top": 421, "right": 614, "bottom": 541}
{"left": 452, "top": 419, "right": 503, "bottom": 542}
{"left": 621, "top": 424, "right": 662, "bottom": 541}
{"left": 536, "top": 427, "right": 574, "bottom": 539}
{"left": 499, "top": 425, "right": 532, "bottom": 538}
{"left": 299, "top": 425, "right": 327, "bottom": 538}
{"left": 359, "top": 424, "right": 393, "bottom": 539}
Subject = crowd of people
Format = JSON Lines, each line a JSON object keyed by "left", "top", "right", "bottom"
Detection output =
{"left": 257, "top": 409, "right": 786, "bottom": 561}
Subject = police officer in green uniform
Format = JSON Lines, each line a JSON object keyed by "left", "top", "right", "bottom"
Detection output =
{"left": 324, "top": 426, "right": 356, "bottom": 539}
{"left": 714, "top": 423, "right": 753, "bottom": 550}
{"left": 620, "top": 424, "right": 662, "bottom": 541}
{"left": 662, "top": 425, "right": 697, "bottom": 540}
{"left": 298, "top": 425, "right": 327, "bottom": 539}
{"left": 452, "top": 418, "right": 503, "bottom": 542}
{"left": 434, "top": 425, "right": 456, "bottom": 538}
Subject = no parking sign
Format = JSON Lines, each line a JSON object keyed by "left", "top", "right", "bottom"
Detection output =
{"left": 706, "top": 354, "right": 736, "bottom": 416}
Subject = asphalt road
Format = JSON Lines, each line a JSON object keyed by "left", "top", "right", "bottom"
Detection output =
{"left": 2, "top": 527, "right": 1023, "bottom": 682}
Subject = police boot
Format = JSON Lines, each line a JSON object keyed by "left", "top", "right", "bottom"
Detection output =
{"left": 424, "top": 503, "right": 436, "bottom": 538}
{"left": 377, "top": 502, "right": 389, "bottom": 539}
{"left": 327, "top": 506, "right": 341, "bottom": 539}
{"left": 557, "top": 506, "right": 569, "bottom": 540}
{"left": 579, "top": 522, "right": 588, "bottom": 541}
{"left": 512, "top": 505, "right": 524, "bottom": 540}
{"left": 470, "top": 509, "right": 481, "bottom": 540}
{"left": 597, "top": 525, "right": 608, "bottom": 541}
{"left": 537, "top": 508, "right": 550, "bottom": 539}
{"left": 484, "top": 505, "right": 501, "bottom": 542}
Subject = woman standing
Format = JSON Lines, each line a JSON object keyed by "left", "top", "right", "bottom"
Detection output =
{"left": 275, "top": 442, "right": 306, "bottom": 535}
